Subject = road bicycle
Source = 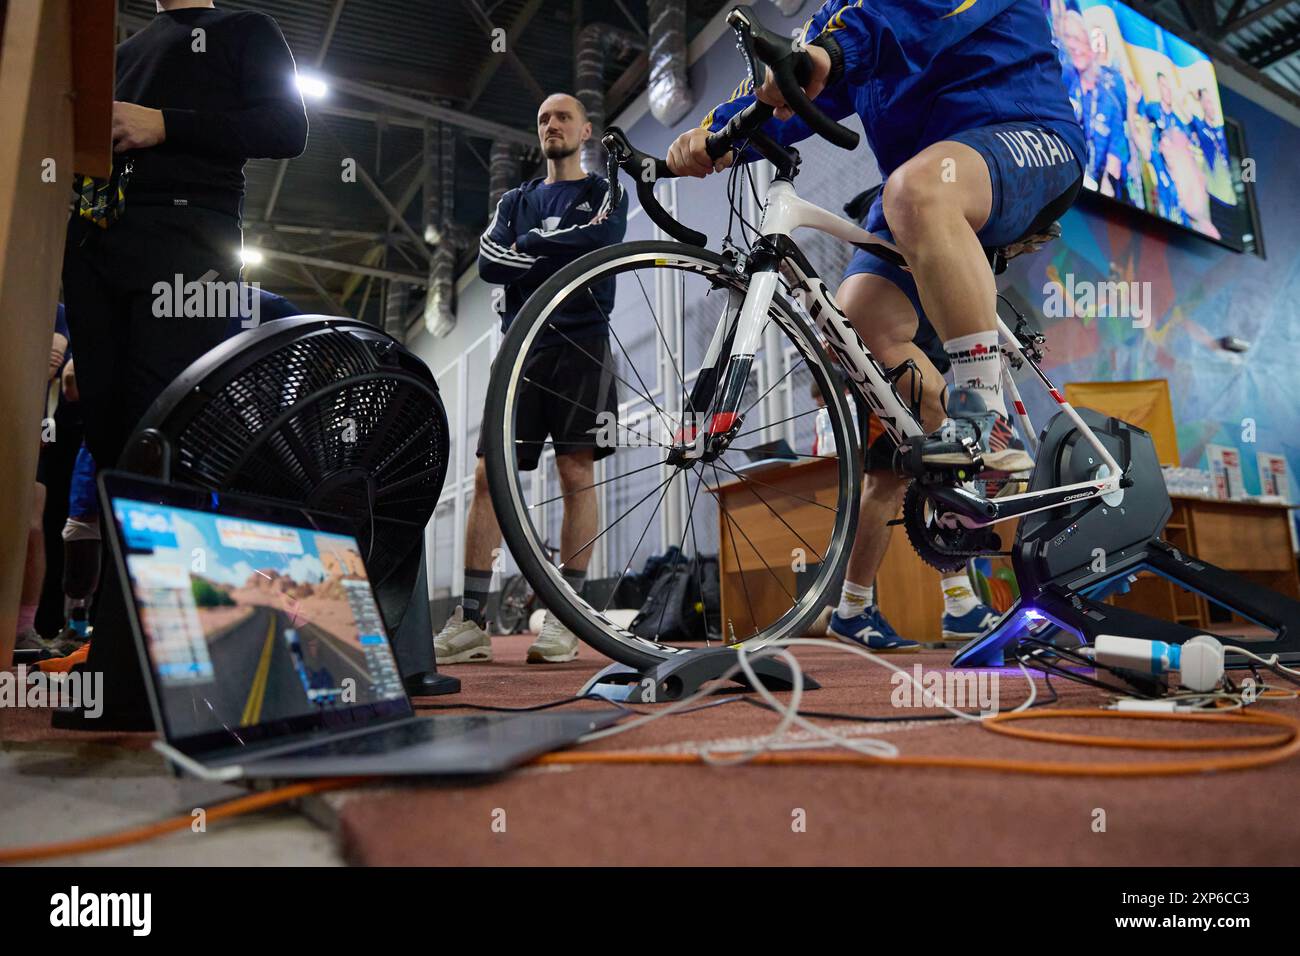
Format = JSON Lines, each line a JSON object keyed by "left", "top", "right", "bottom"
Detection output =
{"left": 481, "top": 6, "right": 1142, "bottom": 671}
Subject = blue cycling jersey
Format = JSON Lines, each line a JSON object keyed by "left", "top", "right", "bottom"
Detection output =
{"left": 703, "top": 0, "right": 1085, "bottom": 177}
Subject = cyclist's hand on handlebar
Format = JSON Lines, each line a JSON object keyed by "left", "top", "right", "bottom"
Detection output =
{"left": 756, "top": 43, "right": 831, "bottom": 122}
{"left": 667, "top": 127, "right": 733, "bottom": 178}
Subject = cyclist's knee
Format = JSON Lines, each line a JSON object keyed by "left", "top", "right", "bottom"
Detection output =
{"left": 473, "top": 456, "right": 490, "bottom": 496}
{"left": 882, "top": 169, "right": 948, "bottom": 247}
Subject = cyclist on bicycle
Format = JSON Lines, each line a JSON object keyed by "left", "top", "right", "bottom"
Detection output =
{"left": 434, "top": 92, "right": 629, "bottom": 666}
{"left": 667, "top": 0, "right": 1084, "bottom": 649}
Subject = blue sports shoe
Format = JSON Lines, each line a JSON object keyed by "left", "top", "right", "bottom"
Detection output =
{"left": 829, "top": 606, "right": 920, "bottom": 651}
{"left": 941, "top": 603, "right": 1002, "bottom": 640}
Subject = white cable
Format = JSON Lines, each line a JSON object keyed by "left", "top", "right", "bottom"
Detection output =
{"left": 577, "top": 636, "right": 1040, "bottom": 765}
{"left": 1222, "top": 644, "right": 1300, "bottom": 678}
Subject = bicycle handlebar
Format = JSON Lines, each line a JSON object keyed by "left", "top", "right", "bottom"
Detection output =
{"left": 720, "top": 6, "right": 859, "bottom": 152}
{"left": 601, "top": 5, "right": 859, "bottom": 247}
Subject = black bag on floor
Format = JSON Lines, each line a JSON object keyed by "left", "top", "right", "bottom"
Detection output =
{"left": 630, "top": 553, "right": 721, "bottom": 643}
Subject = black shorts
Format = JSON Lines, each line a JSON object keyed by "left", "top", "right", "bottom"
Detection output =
{"left": 476, "top": 334, "right": 619, "bottom": 472}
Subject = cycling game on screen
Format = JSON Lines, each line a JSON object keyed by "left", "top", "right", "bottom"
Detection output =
{"left": 113, "top": 499, "right": 407, "bottom": 739}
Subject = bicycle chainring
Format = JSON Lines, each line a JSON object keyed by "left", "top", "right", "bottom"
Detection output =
{"left": 902, "top": 482, "right": 1002, "bottom": 572}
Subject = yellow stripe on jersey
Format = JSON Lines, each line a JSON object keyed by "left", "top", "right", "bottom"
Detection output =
{"left": 943, "top": 0, "right": 979, "bottom": 18}
{"left": 699, "top": 76, "right": 755, "bottom": 130}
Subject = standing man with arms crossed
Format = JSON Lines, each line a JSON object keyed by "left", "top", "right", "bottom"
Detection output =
{"left": 434, "top": 93, "right": 629, "bottom": 665}
{"left": 667, "top": 0, "right": 1084, "bottom": 650}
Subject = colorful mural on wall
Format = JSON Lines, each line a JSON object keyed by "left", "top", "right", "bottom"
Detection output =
{"left": 1000, "top": 86, "right": 1299, "bottom": 503}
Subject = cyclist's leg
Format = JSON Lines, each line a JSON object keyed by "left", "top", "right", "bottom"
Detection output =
{"left": 838, "top": 205, "right": 949, "bottom": 437}
{"left": 824, "top": 266, "right": 932, "bottom": 650}
{"left": 881, "top": 125, "right": 1082, "bottom": 418}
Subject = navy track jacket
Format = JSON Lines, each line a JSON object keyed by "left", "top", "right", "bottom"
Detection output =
{"left": 477, "top": 172, "right": 629, "bottom": 345}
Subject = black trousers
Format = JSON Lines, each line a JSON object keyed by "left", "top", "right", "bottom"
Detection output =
{"left": 58, "top": 204, "right": 241, "bottom": 725}
{"left": 61, "top": 204, "right": 242, "bottom": 469}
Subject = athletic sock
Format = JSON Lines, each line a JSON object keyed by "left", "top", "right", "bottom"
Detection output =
{"left": 940, "top": 573, "right": 980, "bottom": 617}
{"left": 836, "top": 580, "right": 873, "bottom": 618}
{"left": 561, "top": 567, "right": 587, "bottom": 597}
{"left": 461, "top": 568, "right": 493, "bottom": 627}
{"left": 944, "top": 330, "right": 1008, "bottom": 419}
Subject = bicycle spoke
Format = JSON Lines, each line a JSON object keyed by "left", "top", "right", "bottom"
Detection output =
{"left": 712, "top": 457, "right": 826, "bottom": 564}
{"left": 737, "top": 347, "right": 801, "bottom": 422}
{"left": 554, "top": 469, "right": 676, "bottom": 571}
{"left": 545, "top": 323, "right": 672, "bottom": 433}
{"left": 585, "top": 287, "right": 677, "bottom": 441}
{"left": 600, "top": 467, "right": 680, "bottom": 614}
{"left": 725, "top": 446, "right": 838, "bottom": 460}
{"left": 519, "top": 375, "right": 669, "bottom": 450}
{"left": 731, "top": 406, "right": 822, "bottom": 441}
{"left": 705, "top": 461, "right": 841, "bottom": 512}
{"left": 684, "top": 467, "right": 712, "bottom": 646}
{"left": 709, "top": 465, "right": 798, "bottom": 606}
{"left": 634, "top": 269, "right": 693, "bottom": 417}
{"left": 528, "top": 457, "right": 665, "bottom": 510}
{"left": 711, "top": 461, "right": 761, "bottom": 642}
{"left": 649, "top": 469, "right": 708, "bottom": 642}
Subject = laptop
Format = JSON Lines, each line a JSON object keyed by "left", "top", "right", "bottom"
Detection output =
{"left": 99, "top": 471, "right": 620, "bottom": 782}
{"left": 735, "top": 437, "right": 799, "bottom": 473}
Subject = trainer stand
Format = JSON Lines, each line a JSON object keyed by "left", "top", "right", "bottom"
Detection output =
{"left": 953, "top": 409, "right": 1300, "bottom": 668}
{"left": 579, "top": 647, "right": 818, "bottom": 704}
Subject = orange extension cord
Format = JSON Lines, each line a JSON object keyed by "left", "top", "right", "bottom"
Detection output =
{"left": 2, "top": 708, "right": 1298, "bottom": 863}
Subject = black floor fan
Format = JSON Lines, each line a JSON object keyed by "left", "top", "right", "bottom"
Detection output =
{"left": 55, "top": 316, "right": 459, "bottom": 730}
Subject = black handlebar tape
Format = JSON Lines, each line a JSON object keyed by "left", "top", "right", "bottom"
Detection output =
{"left": 737, "top": 5, "right": 860, "bottom": 152}
{"left": 636, "top": 177, "right": 707, "bottom": 247}
{"left": 603, "top": 126, "right": 708, "bottom": 247}
{"left": 704, "top": 100, "right": 777, "bottom": 161}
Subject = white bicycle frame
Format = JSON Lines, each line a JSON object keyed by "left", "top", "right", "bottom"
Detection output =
{"left": 693, "top": 177, "right": 1124, "bottom": 529}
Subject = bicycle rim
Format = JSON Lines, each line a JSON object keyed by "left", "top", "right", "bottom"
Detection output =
{"left": 483, "top": 241, "right": 861, "bottom": 670}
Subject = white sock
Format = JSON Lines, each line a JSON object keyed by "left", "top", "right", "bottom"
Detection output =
{"left": 940, "top": 573, "right": 979, "bottom": 616}
{"left": 944, "top": 330, "right": 1007, "bottom": 418}
{"left": 837, "top": 580, "right": 873, "bottom": 618}
{"left": 16, "top": 604, "right": 37, "bottom": 637}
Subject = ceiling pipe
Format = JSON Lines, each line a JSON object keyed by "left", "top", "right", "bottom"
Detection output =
{"left": 647, "top": 0, "right": 695, "bottom": 126}
{"left": 576, "top": 22, "right": 641, "bottom": 173}
{"left": 488, "top": 139, "right": 524, "bottom": 212}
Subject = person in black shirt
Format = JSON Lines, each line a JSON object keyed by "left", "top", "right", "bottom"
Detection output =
{"left": 61, "top": 0, "right": 307, "bottom": 471}
{"left": 55, "top": 1, "right": 306, "bottom": 725}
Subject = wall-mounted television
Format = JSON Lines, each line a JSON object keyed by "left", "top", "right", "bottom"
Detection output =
{"left": 1043, "top": 0, "right": 1259, "bottom": 252}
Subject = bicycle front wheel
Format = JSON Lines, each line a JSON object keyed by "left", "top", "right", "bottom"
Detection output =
{"left": 483, "top": 240, "right": 861, "bottom": 670}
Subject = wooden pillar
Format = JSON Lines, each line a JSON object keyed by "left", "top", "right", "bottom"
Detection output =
{"left": 0, "top": 0, "right": 113, "bottom": 665}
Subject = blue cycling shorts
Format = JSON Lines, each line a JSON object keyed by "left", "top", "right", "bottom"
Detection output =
{"left": 844, "top": 121, "right": 1083, "bottom": 331}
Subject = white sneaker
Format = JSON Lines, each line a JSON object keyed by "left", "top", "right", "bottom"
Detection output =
{"left": 526, "top": 611, "right": 579, "bottom": 663}
{"left": 433, "top": 606, "right": 493, "bottom": 664}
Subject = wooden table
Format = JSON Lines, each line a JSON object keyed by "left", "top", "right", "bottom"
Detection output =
{"left": 710, "top": 461, "right": 1300, "bottom": 643}
{"left": 708, "top": 457, "right": 948, "bottom": 643}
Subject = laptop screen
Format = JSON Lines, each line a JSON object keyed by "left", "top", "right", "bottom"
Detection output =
{"left": 103, "top": 475, "right": 412, "bottom": 749}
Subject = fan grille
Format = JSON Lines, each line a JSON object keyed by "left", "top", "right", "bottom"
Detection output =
{"left": 165, "top": 324, "right": 448, "bottom": 586}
